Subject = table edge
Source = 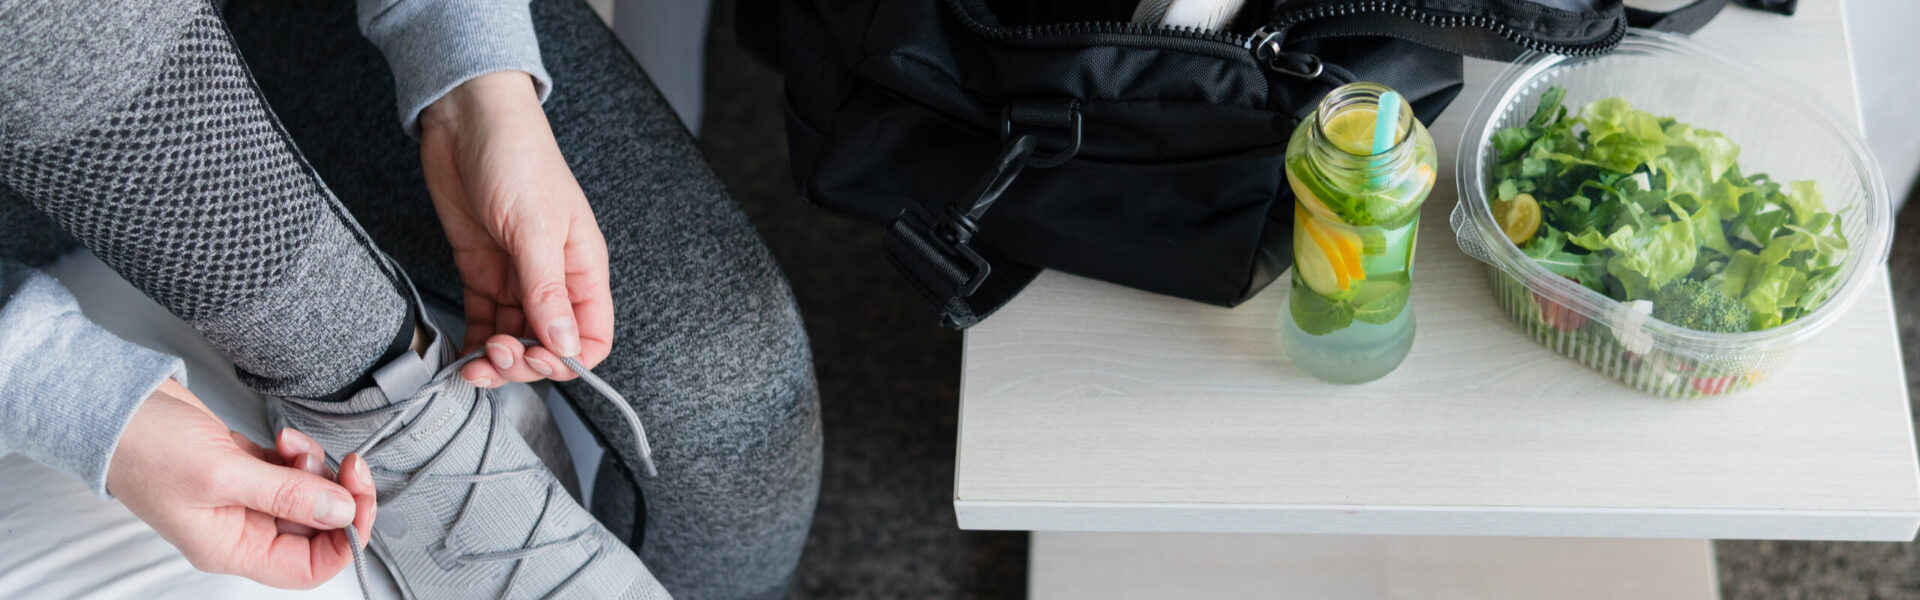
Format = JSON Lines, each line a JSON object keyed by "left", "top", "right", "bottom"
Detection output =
{"left": 954, "top": 498, "right": 1920, "bottom": 542}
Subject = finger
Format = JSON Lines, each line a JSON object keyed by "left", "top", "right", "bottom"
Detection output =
{"left": 243, "top": 431, "right": 313, "bottom": 536}
{"left": 459, "top": 361, "right": 503, "bottom": 389}
{"left": 495, "top": 304, "right": 527, "bottom": 340}
{"left": 478, "top": 333, "right": 549, "bottom": 383}
{"left": 230, "top": 431, "right": 277, "bottom": 464}
{"left": 464, "top": 334, "right": 540, "bottom": 386}
{"left": 338, "top": 454, "right": 377, "bottom": 546}
{"left": 273, "top": 430, "right": 326, "bottom": 466}
{"left": 216, "top": 514, "right": 340, "bottom": 589}
{"left": 564, "top": 231, "right": 614, "bottom": 371}
{"left": 250, "top": 509, "right": 357, "bottom": 589}
{"left": 522, "top": 346, "right": 577, "bottom": 382}
{"left": 274, "top": 456, "right": 323, "bottom": 537}
{"left": 275, "top": 446, "right": 335, "bottom": 537}
{"left": 460, "top": 289, "right": 499, "bottom": 356}
{"left": 221, "top": 455, "right": 358, "bottom": 531}
{"left": 272, "top": 429, "right": 332, "bottom": 537}
{"left": 301, "top": 456, "right": 378, "bottom": 580}
{"left": 508, "top": 224, "right": 582, "bottom": 359}
{"left": 205, "top": 459, "right": 359, "bottom": 587}
{"left": 459, "top": 333, "right": 523, "bottom": 387}
{"left": 484, "top": 336, "right": 522, "bottom": 374}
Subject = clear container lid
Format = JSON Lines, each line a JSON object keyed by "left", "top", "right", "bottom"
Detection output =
{"left": 1451, "top": 30, "right": 1895, "bottom": 359}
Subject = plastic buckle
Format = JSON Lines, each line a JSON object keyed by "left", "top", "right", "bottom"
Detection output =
{"left": 885, "top": 100, "right": 1082, "bottom": 305}
{"left": 1000, "top": 101, "right": 1083, "bottom": 168}
{"left": 889, "top": 201, "right": 993, "bottom": 298}
{"left": 938, "top": 206, "right": 993, "bottom": 297}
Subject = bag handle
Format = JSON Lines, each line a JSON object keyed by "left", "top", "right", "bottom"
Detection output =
{"left": 879, "top": 100, "right": 1081, "bottom": 328}
{"left": 1624, "top": 0, "right": 1729, "bottom": 34}
{"left": 1627, "top": 0, "right": 1796, "bottom": 34}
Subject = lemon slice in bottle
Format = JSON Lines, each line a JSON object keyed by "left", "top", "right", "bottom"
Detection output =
{"left": 1321, "top": 107, "right": 1384, "bottom": 155}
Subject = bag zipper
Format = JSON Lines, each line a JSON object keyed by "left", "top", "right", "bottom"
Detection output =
{"left": 949, "top": 0, "right": 1626, "bottom": 80}
{"left": 944, "top": 0, "right": 1260, "bottom": 55}
{"left": 1258, "top": 0, "right": 1627, "bottom": 58}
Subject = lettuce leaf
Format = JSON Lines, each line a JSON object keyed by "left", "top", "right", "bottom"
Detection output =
{"left": 1485, "top": 87, "right": 1849, "bottom": 331}
{"left": 1782, "top": 180, "right": 1826, "bottom": 226}
{"left": 1664, "top": 123, "right": 1740, "bottom": 183}
{"left": 1689, "top": 202, "right": 1734, "bottom": 256}
{"left": 1604, "top": 221, "right": 1697, "bottom": 300}
{"left": 1521, "top": 226, "right": 1607, "bottom": 293}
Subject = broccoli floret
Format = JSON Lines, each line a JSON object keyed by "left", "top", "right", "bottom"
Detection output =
{"left": 1652, "top": 279, "right": 1752, "bottom": 333}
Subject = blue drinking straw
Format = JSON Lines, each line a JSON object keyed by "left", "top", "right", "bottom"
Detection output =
{"left": 1365, "top": 90, "right": 1402, "bottom": 189}
{"left": 1371, "top": 90, "right": 1402, "bottom": 155}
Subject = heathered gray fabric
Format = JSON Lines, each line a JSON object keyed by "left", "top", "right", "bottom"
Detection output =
{"left": 0, "top": 185, "right": 78, "bottom": 267}
{"left": 0, "top": 2, "right": 411, "bottom": 399}
{"left": 272, "top": 306, "right": 669, "bottom": 599}
{"left": 0, "top": 262, "right": 185, "bottom": 496}
{"left": 226, "top": 0, "right": 824, "bottom": 596}
{"left": 356, "top": 0, "right": 553, "bottom": 134}
{"left": 0, "top": 0, "right": 196, "bottom": 147}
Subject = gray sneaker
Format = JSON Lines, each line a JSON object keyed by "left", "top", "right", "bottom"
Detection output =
{"left": 271, "top": 310, "right": 667, "bottom": 600}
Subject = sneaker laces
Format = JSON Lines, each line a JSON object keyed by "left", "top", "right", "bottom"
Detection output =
{"left": 283, "top": 339, "right": 655, "bottom": 600}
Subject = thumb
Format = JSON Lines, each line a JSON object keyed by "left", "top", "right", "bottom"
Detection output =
{"left": 223, "top": 456, "right": 358, "bottom": 530}
{"left": 511, "top": 227, "right": 581, "bottom": 358}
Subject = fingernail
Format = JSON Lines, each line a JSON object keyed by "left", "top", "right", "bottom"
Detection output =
{"left": 485, "top": 343, "right": 513, "bottom": 370}
{"left": 528, "top": 358, "right": 554, "bottom": 377}
{"left": 351, "top": 456, "right": 373, "bottom": 487}
{"left": 315, "top": 492, "right": 355, "bottom": 528}
{"left": 468, "top": 377, "right": 493, "bottom": 388}
{"left": 299, "top": 453, "right": 327, "bottom": 477}
{"left": 278, "top": 429, "right": 309, "bottom": 455}
{"left": 547, "top": 318, "right": 580, "bottom": 357}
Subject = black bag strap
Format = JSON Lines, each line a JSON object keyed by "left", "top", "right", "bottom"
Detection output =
{"left": 1624, "top": 0, "right": 1727, "bottom": 33}
{"left": 1627, "top": 0, "right": 1796, "bottom": 33}
{"left": 880, "top": 100, "right": 1081, "bottom": 328}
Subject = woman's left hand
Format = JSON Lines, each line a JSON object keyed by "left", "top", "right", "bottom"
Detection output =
{"left": 419, "top": 71, "right": 613, "bottom": 387}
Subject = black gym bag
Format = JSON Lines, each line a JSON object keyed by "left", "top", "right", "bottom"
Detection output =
{"left": 737, "top": 0, "right": 1793, "bottom": 328}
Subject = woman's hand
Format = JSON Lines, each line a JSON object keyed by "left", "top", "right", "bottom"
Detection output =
{"left": 419, "top": 71, "right": 614, "bottom": 388}
{"left": 107, "top": 380, "right": 377, "bottom": 589}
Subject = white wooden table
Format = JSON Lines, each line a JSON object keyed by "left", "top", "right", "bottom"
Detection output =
{"left": 953, "top": 2, "right": 1917, "bottom": 597}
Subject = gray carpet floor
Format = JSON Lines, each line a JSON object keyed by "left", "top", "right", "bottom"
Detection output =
{"left": 699, "top": 2, "right": 1026, "bottom": 598}
{"left": 694, "top": 2, "right": 1920, "bottom": 597}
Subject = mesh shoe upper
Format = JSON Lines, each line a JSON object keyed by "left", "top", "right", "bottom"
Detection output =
{"left": 272, "top": 314, "right": 667, "bottom": 600}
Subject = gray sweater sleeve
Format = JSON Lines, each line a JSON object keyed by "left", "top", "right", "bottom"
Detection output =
{"left": 0, "top": 260, "right": 185, "bottom": 496}
{"left": 357, "top": 0, "right": 553, "bottom": 135}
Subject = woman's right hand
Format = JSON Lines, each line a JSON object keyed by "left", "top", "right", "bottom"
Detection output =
{"left": 106, "top": 380, "right": 378, "bottom": 589}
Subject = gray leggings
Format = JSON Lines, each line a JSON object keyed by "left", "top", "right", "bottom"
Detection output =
{"left": 0, "top": 0, "right": 821, "bottom": 598}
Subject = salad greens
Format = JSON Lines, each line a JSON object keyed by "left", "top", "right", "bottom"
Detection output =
{"left": 1492, "top": 86, "right": 1849, "bottom": 332}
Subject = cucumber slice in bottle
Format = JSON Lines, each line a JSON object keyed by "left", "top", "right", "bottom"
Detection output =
{"left": 1294, "top": 221, "right": 1343, "bottom": 296}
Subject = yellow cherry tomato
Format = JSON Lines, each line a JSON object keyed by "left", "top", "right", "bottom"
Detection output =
{"left": 1494, "top": 192, "right": 1542, "bottom": 245}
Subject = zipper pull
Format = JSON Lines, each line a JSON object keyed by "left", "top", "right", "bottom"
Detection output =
{"left": 1250, "top": 25, "right": 1323, "bottom": 79}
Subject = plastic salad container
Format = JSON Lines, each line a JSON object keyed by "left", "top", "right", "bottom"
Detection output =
{"left": 1450, "top": 31, "right": 1894, "bottom": 398}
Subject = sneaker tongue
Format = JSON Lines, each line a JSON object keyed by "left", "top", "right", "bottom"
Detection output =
{"left": 286, "top": 350, "right": 434, "bottom": 416}
{"left": 289, "top": 316, "right": 457, "bottom": 416}
{"left": 278, "top": 319, "right": 475, "bottom": 471}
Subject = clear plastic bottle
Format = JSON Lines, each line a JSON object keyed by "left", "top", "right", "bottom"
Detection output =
{"left": 1277, "top": 82, "right": 1437, "bottom": 383}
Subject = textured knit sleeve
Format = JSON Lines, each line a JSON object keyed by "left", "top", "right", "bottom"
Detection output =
{"left": 0, "top": 259, "right": 184, "bottom": 497}
{"left": 357, "top": 0, "right": 553, "bottom": 136}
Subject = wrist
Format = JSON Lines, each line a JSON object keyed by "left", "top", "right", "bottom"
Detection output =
{"left": 106, "top": 380, "right": 191, "bottom": 496}
{"left": 421, "top": 71, "right": 542, "bottom": 137}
